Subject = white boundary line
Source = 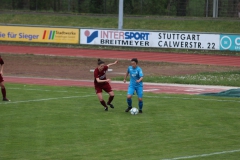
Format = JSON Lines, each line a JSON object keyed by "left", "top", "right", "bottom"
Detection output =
{"left": 0, "top": 95, "right": 95, "bottom": 105}
{"left": 5, "top": 76, "right": 239, "bottom": 90}
{"left": 8, "top": 88, "right": 89, "bottom": 93}
{"left": 162, "top": 149, "right": 240, "bottom": 160}
{"left": 145, "top": 95, "right": 240, "bottom": 103}
{"left": 6, "top": 88, "right": 240, "bottom": 103}
{"left": 143, "top": 89, "right": 159, "bottom": 92}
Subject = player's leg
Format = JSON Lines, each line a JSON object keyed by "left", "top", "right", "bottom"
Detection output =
{"left": 95, "top": 86, "right": 108, "bottom": 111}
{"left": 107, "top": 91, "right": 114, "bottom": 108}
{"left": 103, "top": 83, "right": 115, "bottom": 108}
{"left": 0, "top": 78, "right": 9, "bottom": 101}
{"left": 136, "top": 86, "right": 143, "bottom": 113}
{"left": 0, "top": 82, "right": 5, "bottom": 100}
{"left": 125, "top": 86, "right": 134, "bottom": 112}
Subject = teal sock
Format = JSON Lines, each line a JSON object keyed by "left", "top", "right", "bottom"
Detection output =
{"left": 139, "top": 101, "right": 143, "bottom": 110}
{"left": 127, "top": 98, "right": 132, "bottom": 107}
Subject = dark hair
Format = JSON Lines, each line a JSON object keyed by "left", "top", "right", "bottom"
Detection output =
{"left": 98, "top": 59, "right": 105, "bottom": 65}
{"left": 131, "top": 58, "right": 138, "bottom": 64}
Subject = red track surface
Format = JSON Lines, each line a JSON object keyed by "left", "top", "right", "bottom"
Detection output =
{"left": 1, "top": 45, "right": 239, "bottom": 95}
{"left": 1, "top": 45, "right": 240, "bottom": 67}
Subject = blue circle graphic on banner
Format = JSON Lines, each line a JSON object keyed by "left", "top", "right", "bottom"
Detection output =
{"left": 220, "top": 36, "right": 232, "bottom": 50}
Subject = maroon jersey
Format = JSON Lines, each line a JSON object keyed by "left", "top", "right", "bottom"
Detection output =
{"left": 0, "top": 57, "right": 4, "bottom": 82}
{"left": 94, "top": 65, "right": 108, "bottom": 86}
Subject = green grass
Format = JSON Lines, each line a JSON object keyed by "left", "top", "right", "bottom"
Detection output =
{"left": 0, "top": 13, "right": 240, "bottom": 33}
{"left": 0, "top": 83, "right": 240, "bottom": 160}
{"left": 113, "top": 71, "right": 240, "bottom": 87}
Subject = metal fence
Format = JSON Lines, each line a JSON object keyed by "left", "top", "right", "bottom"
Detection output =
{"left": 0, "top": 0, "right": 239, "bottom": 18}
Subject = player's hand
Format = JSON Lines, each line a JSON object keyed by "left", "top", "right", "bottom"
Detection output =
{"left": 106, "top": 79, "right": 111, "bottom": 83}
{"left": 114, "top": 60, "right": 118, "bottom": 64}
{"left": 123, "top": 79, "right": 126, "bottom": 83}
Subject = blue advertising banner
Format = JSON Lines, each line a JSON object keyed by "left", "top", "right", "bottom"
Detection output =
{"left": 220, "top": 35, "right": 240, "bottom": 51}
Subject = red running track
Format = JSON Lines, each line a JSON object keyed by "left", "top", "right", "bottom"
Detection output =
{"left": 1, "top": 45, "right": 240, "bottom": 95}
{"left": 1, "top": 45, "right": 240, "bottom": 67}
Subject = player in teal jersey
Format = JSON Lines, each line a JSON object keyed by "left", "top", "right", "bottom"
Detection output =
{"left": 124, "top": 58, "right": 144, "bottom": 113}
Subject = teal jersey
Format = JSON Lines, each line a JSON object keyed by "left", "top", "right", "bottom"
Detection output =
{"left": 127, "top": 66, "right": 144, "bottom": 87}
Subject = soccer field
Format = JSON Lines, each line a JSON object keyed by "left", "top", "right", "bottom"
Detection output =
{"left": 0, "top": 83, "right": 240, "bottom": 160}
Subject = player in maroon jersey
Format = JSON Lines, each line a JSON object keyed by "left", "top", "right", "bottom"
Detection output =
{"left": 94, "top": 59, "right": 118, "bottom": 111}
{"left": 0, "top": 55, "right": 10, "bottom": 101}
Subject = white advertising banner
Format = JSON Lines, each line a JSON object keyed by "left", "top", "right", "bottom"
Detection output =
{"left": 80, "top": 29, "right": 220, "bottom": 50}
{"left": 80, "top": 29, "right": 151, "bottom": 47}
{"left": 154, "top": 32, "right": 220, "bottom": 50}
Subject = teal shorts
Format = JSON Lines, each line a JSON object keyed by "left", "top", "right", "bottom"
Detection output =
{"left": 127, "top": 86, "right": 143, "bottom": 98}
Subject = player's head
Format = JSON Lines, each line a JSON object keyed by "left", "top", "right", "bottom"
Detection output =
{"left": 98, "top": 59, "right": 105, "bottom": 70}
{"left": 131, "top": 58, "right": 138, "bottom": 68}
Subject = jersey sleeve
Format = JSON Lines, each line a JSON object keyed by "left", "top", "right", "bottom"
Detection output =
{"left": 94, "top": 68, "right": 99, "bottom": 78}
{"left": 138, "top": 67, "right": 144, "bottom": 77}
{"left": 104, "top": 65, "right": 109, "bottom": 71}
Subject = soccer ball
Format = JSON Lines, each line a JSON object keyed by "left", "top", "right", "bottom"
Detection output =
{"left": 130, "top": 107, "right": 139, "bottom": 115}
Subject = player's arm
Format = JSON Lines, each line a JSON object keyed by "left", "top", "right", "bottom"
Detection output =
{"left": 136, "top": 68, "right": 144, "bottom": 83}
{"left": 124, "top": 67, "right": 130, "bottom": 83}
{"left": 107, "top": 60, "right": 118, "bottom": 67}
{"left": 0, "top": 64, "right": 3, "bottom": 75}
{"left": 94, "top": 69, "right": 110, "bottom": 83}
{"left": 123, "top": 72, "right": 129, "bottom": 83}
{"left": 96, "top": 78, "right": 110, "bottom": 83}
{"left": 136, "top": 76, "right": 143, "bottom": 83}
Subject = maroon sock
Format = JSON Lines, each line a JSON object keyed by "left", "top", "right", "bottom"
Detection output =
{"left": 107, "top": 96, "right": 114, "bottom": 105}
{"left": 1, "top": 87, "right": 6, "bottom": 98}
{"left": 100, "top": 100, "right": 108, "bottom": 107}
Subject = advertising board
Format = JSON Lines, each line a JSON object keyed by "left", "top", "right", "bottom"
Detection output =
{"left": 155, "top": 32, "right": 220, "bottom": 50}
{"left": 0, "top": 26, "right": 79, "bottom": 44}
{"left": 80, "top": 29, "right": 220, "bottom": 50}
{"left": 80, "top": 29, "right": 151, "bottom": 47}
{"left": 220, "top": 35, "right": 240, "bottom": 51}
